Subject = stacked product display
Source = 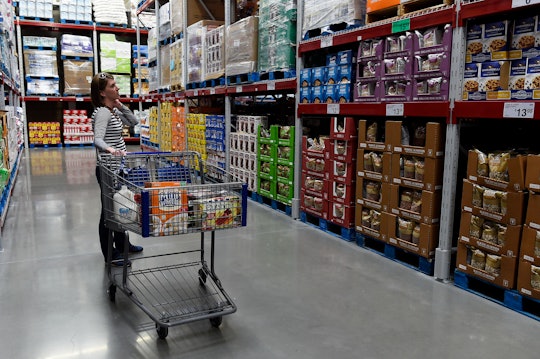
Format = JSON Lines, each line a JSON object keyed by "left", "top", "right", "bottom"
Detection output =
{"left": 92, "top": 0, "right": 127, "bottom": 26}
{"left": 205, "top": 115, "right": 226, "bottom": 181}
{"left": 159, "top": 102, "right": 172, "bottom": 151}
{"left": 205, "top": 25, "right": 225, "bottom": 81}
{"left": 61, "top": 34, "right": 93, "bottom": 96}
{"left": 300, "top": 50, "right": 355, "bottom": 104}
{"left": 301, "top": 135, "right": 329, "bottom": 218}
{"left": 230, "top": 115, "right": 264, "bottom": 192}
{"left": 28, "top": 122, "right": 61, "bottom": 146}
{"left": 59, "top": 0, "right": 92, "bottom": 23}
{"left": 463, "top": 14, "right": 540, "bottom": 101}
{"left": 226, "top": 16, "right": 258, "bottom": 77}
{"left": 187, "top": 20, "right": 224, "bottom": 84}
{"left": 171, "top": 105, "right": 186, "bottom": 152}
{"left": 147, "top": 106, "right": 158, "bottom": 146}
{"left": 257, "top": 0, "right": 296, "bottom": 74}
{"left": 63, "top": 110, "right": 93, "bottom": 145}
{"left": 18, "top": 0, "right": 53, "bottom": 19}
{"left": 302, "top": 0, "right": 365, "bottom": 38}
{"left": 100, "top": 34, "right": 131, "bottom": 96}
{"left": 170, "top": 39, "right": 183, "bottom": 91}
{"left": 133, "top": 45, "right": 149, "bottom": 96}
{"left": 257, "top": 124, "right": 277, "bottom": 200}
{"left": 187, "top": 113, "right": 207, "bottom": 164}
{"left": 23, "top": 38, "right": 59, "bottom": 95}
{"left": 158, "top": 2, "right": 171, "bottom": 42}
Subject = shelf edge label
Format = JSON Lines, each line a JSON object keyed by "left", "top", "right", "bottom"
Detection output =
{"left": 512, "top": 0, "right": 540, "bottom": 8}
{"left": 503, "top": 102, "right": 534, "bottom": 119}
{"left": 320, "top": 36, "right": 333, "bottom": 48}
{"left": 392, "top": 19, "right": 410, "bottom": 34}
{"left": 327, "top": 103, "right": 340, "bottom": 114}
{"left": 386, "top": 103, "right": 404, "bottom": 116}
{"left": 267, "top": 82, "right": 275, "bottom": 91}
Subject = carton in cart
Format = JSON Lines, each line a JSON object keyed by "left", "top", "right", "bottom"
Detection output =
{"left": 145, "top": 182, "right": 188, "bottom": 236}
{"left": 191, "top": 194, "right": 241, "bottom": 230}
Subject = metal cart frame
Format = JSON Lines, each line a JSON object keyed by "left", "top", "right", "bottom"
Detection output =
{"left": 98, "top": 152, "right": 247, "bottom": 339}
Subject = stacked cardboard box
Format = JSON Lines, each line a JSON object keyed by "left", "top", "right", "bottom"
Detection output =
{"left": 59, "top": 0, "right": 92, "bottom": 23}
{"left": 170, "top": 39, "right": 183, "bottom": 91}
{"left": 457, "top": 150, "right": 527, "bottom": 289}
{"left": 205, "top": 26, "right": 225, "bottom": 81}
{"left": 18, "top": 0, "right": 53, "bottom": 19}
{"left": 187, "top": 20, "right": 224, "bottom": 84}
{"left": 63, "top": 110, "right": 93, "bottom": 145}
{"left": 28, "top": 122, "right": 61, "bottom": 146}
{"left": 159, "top": 102, "right": 172, "bottom": 151}
{"left": 301, "top": 136, "right": 329, "bottom": 219}
{"left": 171, "top": 105, "right": 186, "bottom": 152}
{"left": 205, "top": 115, "right": 226, "bottom": 181}
{"left": 226, "top": 16, "right": 258, "bottom": 77}
{"left": 302, "top": 0, "right": 365, "bottom": 38}
{"left": 187, "top": 113, "right": 207, "bottom": 164}
{"left": 231, "top": 115, "right": 265, "bottom": 192}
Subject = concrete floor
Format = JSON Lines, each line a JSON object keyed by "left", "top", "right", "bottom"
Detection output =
{"left": 1, "top": 147, "right": 540, "bottom": 359}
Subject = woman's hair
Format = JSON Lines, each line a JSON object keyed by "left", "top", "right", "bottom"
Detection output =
{"left": 90, "top": 72, "right": 114, "bottom": 107}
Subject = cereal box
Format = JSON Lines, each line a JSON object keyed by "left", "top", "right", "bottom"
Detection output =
{"left": 145, "top": 182, "right": 188, "bottom": 236}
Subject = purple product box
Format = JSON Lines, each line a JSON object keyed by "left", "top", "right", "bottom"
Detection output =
{"left": 413, "top": 51, "right": 451, "bottom": 79}
{"left": 324, "top": 85, "right": 337, "bottom": 103}
{"left": 381, "top": 57, "right": 413, "bottom": 81}
{"left": 358, "top": 38, "right": 384, "bottom": 61}
{"left": 412, "top": 76, "right": 450, "bottom": 101}
{"left": 384, "top": 32, "right": 416, "bottom": 59}
{"left": 353, "top": 81, "right": 381, "bottom": 102}
{"left": 335, "top": 83, "right": 352, "bottom": 103}
{"left": 327, "top": 53, "right": 338, "bottom": 66}
{"left": 414, "top": 24, "right": 453, "bottom": 56}
{"left": 300, "top": 68, "right": 312, "bottom": 87}
{"left": 312, "top": 67, "right": 327, "bottom": 87}
{"left": 326, "top": 66, "right": 340, "bottom": 85}
{"left": 312, "top": 86, "right": 325, "bottom": 103}
{"left": 357, "top": 60, "right": 382, "bottom": 81}
{"left": 300, "top": 86, "right": 312, "bottom": 103}
{"left": 380, "top": 79, "right": 412, "bottom": 102}
{"left": 339, "top": 63, "right": 356, "bottom": 83}
{"left": 337, "top": 50, "right": 355, "bottom": 65}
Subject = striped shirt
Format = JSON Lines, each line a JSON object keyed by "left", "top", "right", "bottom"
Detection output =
{"left": 92, "top": 106, "right": 127, "bottom": 155}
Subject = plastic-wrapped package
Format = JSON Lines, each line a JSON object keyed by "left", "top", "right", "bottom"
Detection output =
{"left": 92, "top": 0, "right": 128, "bottom": 25}
{"left": 170, "top": 39, "right": 184, "bottom": 90}
{"left": 160, "top": 44, "right": 171, "bottom": 88}
{"left": 61, "top": 34, "right": 93, "bottom": 58}
{"left": 205, "top": 25, "right": 225, "bottom": 80}
{"left": 258, "top": 0, "right": 296, "bottom": 72}
{"left": 23, "top": 50, "right": 58, "bottom": 77}
{"left": 187, "top": 20, "right": 223, "bottom": 83}
{"left": 226, "top": 16, "right": 258, "bottom": 76}
{"left": 302, "top": 0, "right": 365, "bottom": 34}
{"left": 63, "top": 59, "right": 93, "bottom": 95}
{"left": 170, "top": 0, "right": 183, "bottom": 35}
{"left": 100, "top": 34, "right": 131, "bottom": 74}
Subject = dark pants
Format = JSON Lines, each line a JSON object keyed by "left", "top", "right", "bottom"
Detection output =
{"left": 95, "top": 166, "right": 127, "bottom": 261}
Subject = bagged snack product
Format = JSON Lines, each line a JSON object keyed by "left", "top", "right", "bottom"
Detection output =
{"left": 313, "top": 197, "right": 323, "bottom": 211}
{"left": 412, "top": 125, "right": 426, "bottom": 147}
{"left": 404, "top": 157, "right": 416, "bottom": 179}
{"left": 481, "top": 222, "right": 498, "bottom": 244}
{"left": 400, "top": 190, "right": 413, "bottom": 210}
{"left": 497, "top": 224, "right": 507, "bottom": 246}
{"left": 471, "top": 248, "right": 486, "bottom": 270}
{"left": 366, "top": 122, "right": 378, "bottom": 141}
{"left": 475, "top": 149, "right": 488, "bottom": 176}
{"left": 488, "top": 152, "right": 510, "bottom": 181}
{"left": 485, "top": 254, "right": 502, "bottom": 274}
{"left": 304, "top": 195, "right": 314, "bottom": 208}
{"left": 335, "top": 183, "right": 345, "bottom": 198}
{"left": 412, "top": 224, "right": 421, "bottom": 245}
{"left": 371, "top": 210, "right": 381, "bottom": 231}
{"left": 500, "top": 192, "right": 507, "bottom": 215}
{"left": 472, "top": 184, "right": 485, "bottom": 207}
{"left": 361, "top": 209, "right": 371, "bottom": 227}
{"left": 305, "top": 176, "right": 315, "bottom": 190}
{"left": 365, "top": 181, "right": 381, "bottom": 202}
{"left": 371, "top": 152, "right": 383, "bottom": 173}
{"left": 483, "top": 189, "right": 501, "bottom": 213}
{"left": 398, "top": 218, "right": 414, "bottom": 242}
{"left": 535, "top": 230, "right": 540, "bottom": 257}
{"left": 470, "top": 215, "right": 484, "bottom": 238}
{"left": 415, "top": 158, "right": 425, "bottom": 181}
{"left": 532, "top": 265, "right": 540, "bottom": 289}
{"left": 410, "top": 191, "right": 422, "bottom": 213}
{"left": 335, "top": 141, "right": 346, "bottom": 155}
{"left": 313, "top": 179, "right": 324, "bottom": 192}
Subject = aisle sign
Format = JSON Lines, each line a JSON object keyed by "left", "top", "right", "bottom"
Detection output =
{"left": 503, "top": 102, "right": 535, "bottom": 118}
{"left": 321, "top": 36, "right": 333, "bottom": 48}
{"left": 386, "top": 103, "right": 404, "bottom": 116}
{"left": 327, "top": 103, "right": 340, "bottom": 114}
{"left": 267, "top": 82, "right": 275, "bottom": 91}
{"left": 392, "top": 19, "right": 410, "bottom": 34}
{"left": 512, "top": 0, "right": 540, "bottom": 8}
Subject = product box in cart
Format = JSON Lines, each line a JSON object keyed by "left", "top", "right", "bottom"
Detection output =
{"left": 145, "top": 182, "right": 188, "bottom": 236}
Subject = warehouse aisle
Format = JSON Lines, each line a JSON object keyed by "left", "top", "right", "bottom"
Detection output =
{"left": 1, "top": 147, "right": 540, "bottom": 359}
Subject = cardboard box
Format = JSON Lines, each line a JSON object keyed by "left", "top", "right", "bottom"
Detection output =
{"left": 303, "top": 154, "right": 329, "bottom": 178}
{"left": 301, "top": 190, "right": 328, "bottom": 219}
{"left": 356, "top": 178, "right": 390, "bottom": 212}
{"left": 329, "top": 202, "right": 355, "bottom": 227}
{"left": 355, "top": 204, "right": 387, "bottom": 242}
{"left": 526, "top": 192, "right": 540, "bottom": 229}
{"left": 386, "top": 121, "right": 444, "bottom": 158}
{"left": 145, "top": 182, "right": 188, "bottom": 236}
{"left": 389, "top": 185, "right": 441, "bottom": 224}
{"left": 517, "top": 259, "right": 540, "bottom": 300}
{"left": 412, "top": 76, "right": 450, "bottom": 101}
{"left": 357, "top": 149, "right": 392, "bottom": 183}
{"left": 462, "top": 179, "right": 526, "bottom": 226}
{"left": 300, "top": 86, "right": 312, "bottom": 103}
{"left": 358, "top": 119, "right": 389, "bottom": 151}
{"left": 327, "top": 139, "right": 358, "bottom": 163}
{"left": 525, "top": 155, "right": 540, "bottom": 191}
{"left": 302, "top": 136, "right": 328, "bottom": 159}
{"left": 329, "top": 181, "right": 356, "bottom": 205}
{"left": 467, "top": 150, "right": 526, "bottom": 192}
{"left": 456, "top": 241, "right": 518, "bottom": 289}
{"left": 330, "top": 160, "right": 355, "bottom": 183}
{"left": 413, "top": 24, "right": 453, "bottom": 56}
{"left": 390, "top": 154, "right": 443, "bottom": 191}
{"left": 300, "top": 68, "right": 312, "bottom": 87}
{"left": 353, "top": 80, "right": 381, "bottom": 102}
{"left": 519, "top": 226, "right": 540, "bottom": 265}
{"left": 366, "top": 0, "right": 400, "bottom": 14}
{"left": 302, "top": 170, "right": 329, "bottom": 200}
{"left": 385, "top": 212, "right": 439, "bottom": 258}
{"left": 330, "top": 117, "right": 357, "bottom": 140}
{"left": 460, "top": 212, "right": 522, "bottom": 257}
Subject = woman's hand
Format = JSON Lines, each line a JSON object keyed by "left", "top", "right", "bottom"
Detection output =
{"left": 108, "top": 147, "right": 126, "bottom": 156}
{"left": 112, "top": 99, "right": 123, "bottom": 109}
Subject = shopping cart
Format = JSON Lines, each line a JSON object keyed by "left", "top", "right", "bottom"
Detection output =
{"left": 98, "top": 151, "right": 247, "bottom": 339}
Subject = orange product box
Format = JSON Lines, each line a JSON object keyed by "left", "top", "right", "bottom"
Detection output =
{"left": 525, "top": 154, "right": 540, "bottom": 192}
{"left": 355, "top": 177, "right": 390, "bottom": 213}
{"left": 519, "top": 226, "right": 540, "bottom": 265}
{"left": 358, "top": 119, "right": 389, "bottom": 152}
{"left": 456, "top": 241, "right": 518, "bottom": 289}
{"left": 388, "top": 184, "right": 441, "bottom": 225}
{"left": 357, "top": 149, "right": 392, "bottom": 183}
{"left": 459, "top": 212, "right": 522, "bottom": 258}
{"left": 386, "top": 121, "right": 444, "bottom": 158}
{"left": 385, "top": 212, "right": 439, "bottom": 258}
{"left": 355, "top": 203, "right": 388, "bottom": 242}
{"left": 467, "top": 150, "right": 526, "bottom": 192}
{"left": 461, "top": 179, "right": 526, "bottom": 226}
{"left": 517, "top": 259, "right": 540, "bottom": 301}
{"left": 367, "top": 0, "right": 400, "bottom": 13}
{"left": 390, "top": 153, "right": 443, "bottom": 191}
{"left": 145, "top": 181, "right": 188, "bottom": 236}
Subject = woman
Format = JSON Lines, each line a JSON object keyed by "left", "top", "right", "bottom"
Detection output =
{"left": 91, "top": 72, "right": 142, "bottom": 266}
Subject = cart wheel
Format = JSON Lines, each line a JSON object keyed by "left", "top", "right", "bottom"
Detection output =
{"left": 156, "top": 324, "right": 168, "bottom": 339}
{"left": 210, "top": 316, "right": 222, "bottom": 328}
{"left": 198, "top": 268, "right": 207, "bottom": 286}
{"left": 108, "top": 284, "right": 116, "bottom": 302}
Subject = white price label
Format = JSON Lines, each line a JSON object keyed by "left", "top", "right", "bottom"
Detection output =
{"left": 194, "top": 90, "right": 199, "bottom": 96}
{"left": 39, "top": 97, "right": 47, "bottom": 101}
{"left": 267, "top": 82, "right": 275, "bottom": 91}
{"left": 327, "top": 103, "right": 340, "bottom": 114}
{"left": 386, "top": 103, "right": 404, "bottom": 116}
{"left": 512, "top": 0, "right": 540, "bottom": 8}
{"left": 503, "top": 102, "right": 535, "bottom": 119}
{"left": 236, "top": 86, "right": 242, "bottom": 93}
{"left": 76, "top": 97, "right": 83, "bottom": 102}
{"left": 210, "top": 88, "right": 215, "bottom": 95}
{"left": 320, "top": 36, "right": 333, "bottom": 48}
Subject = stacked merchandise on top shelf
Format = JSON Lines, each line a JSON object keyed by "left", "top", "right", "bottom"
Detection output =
{"left": 158, "top": 3, "right": 171, "bottom": 90}
{"left": 302, "top": 0, "right": 365, "bottom": 39}
{"left": 226, "top": 16, "right": 258, "bottom": 78}
{"left": 205, "top": 115, "right": 226, "bottom": 181}
{"left": 63, "top": 110, "right": 93, "bottom": 145}
{"left": 257, "top": 0, "right": 296, "bottom": 74}
{"left": 92, "top": 0, "right": 127, "bottom": 26}
{"left": 187, "top": 20, "right": 224, "bottom": 85}
{"left": 457, "top": 150, "right": 528, "bottom": 289}
{"left": 22, "top": 36, "right": 59, "bottom": 96}
{"left": 171, "top": 0, "right": 225, "bottom": 35}
{"left": 100, "top": 34, "right": 131, "bottom": 96}
{"left": 205, "top": 25, "right": 225, "bottom": 81}
{"left": 300, "top": 50, "right": 355, "bottom": 104}
{"left": 18, "top": 0, "right": 53, "bottom": 19}
{"left": 354, "top": 25, "right": 452, "bottom": 102}
{"left": 147, "top": 27, "right": 158, "bottom": 92}
{"left": 170, "top": 38, "right": 184, "bottom": 91}
{"left": 133, "top": 45, "right": 149, "bottom": 96}
{"left": 463, "top": 14, "right": 540, "bottom": 101}
{"left": 356, "top": 119, "right": 445, "bottom": 259}
{"left": 59, "top": 0, "right": 92, "bottom": 24}
{"left": 61, "top": 34, "right": 93, "bottom": 96}
{"left": 158, "top": 2, "right": 171, "bottom": 42}
{"left": 230, "top": 116, "right": 264, "bottom": 192}
{"left": 0, "top": 1, "right": 18, "bottom": 84}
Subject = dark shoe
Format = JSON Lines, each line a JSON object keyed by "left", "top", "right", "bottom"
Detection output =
{"left": 129, "top": 244, "right": 144, "bottom": 253}
{"left": 111, "top": 257, "right": 131, "bottom": 267}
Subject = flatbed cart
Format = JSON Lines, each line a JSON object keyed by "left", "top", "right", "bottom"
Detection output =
{"left": 98, "top": 151, "right": 247, "bottom": 339}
